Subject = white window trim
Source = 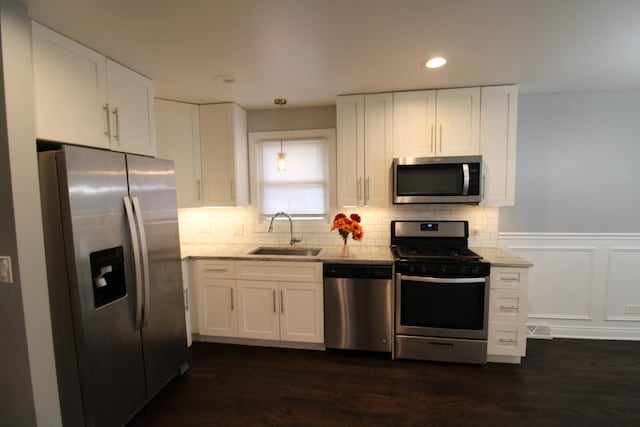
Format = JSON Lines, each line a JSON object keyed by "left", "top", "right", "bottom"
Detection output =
{"left": 248, "top": 128, "right": 337, "bottom": 234}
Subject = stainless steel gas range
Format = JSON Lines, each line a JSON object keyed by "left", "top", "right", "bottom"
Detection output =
{"left": 391, "top": 220, "right": 490, "bottom": 364}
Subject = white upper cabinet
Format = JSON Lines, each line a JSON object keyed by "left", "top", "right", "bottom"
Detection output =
{"left": 393, "top": 87, "right": 480, "bottom": 158}
{"left": 199, "top": 103, "right": 249, "bottom": 207}
{"left": 155, "top": 100, "right": 202, "bottom": 208}
{"left": 105, "top": 60, "right": 156, "bottom": 156}
{"left": 31, "top": 22, "right": 109, "bottom": 149}
{"left": 31, "top": 22, "right": 156, "bottom": 156}
{"left": 480, "top": 85, "right": 518, "bottom": 207}
{"left": 392, "top": 90, "right": 436, "bottom": 158}
{"left": 336, "top": 93, "right": 392, "bottom": 207}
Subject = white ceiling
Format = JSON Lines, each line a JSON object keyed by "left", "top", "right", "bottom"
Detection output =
{"left": 21, "top": 0, "right": 640, "bottom": 109}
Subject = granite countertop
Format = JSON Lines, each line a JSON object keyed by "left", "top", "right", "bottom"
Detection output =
{"left": 181, "top": 243, "right": 394, "bottom": 265}
{"left": 471, "top": 247, "right": 534, "bottom": 268}
{"left": 182, "top": 243, "right": 531, "bottom": 268}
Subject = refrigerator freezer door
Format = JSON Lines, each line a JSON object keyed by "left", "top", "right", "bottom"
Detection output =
{"left": 41, "top": 145, "right": 147, "bottom": 427}
{"left": 126, "top": 154, "right": 188, "bottom": 397}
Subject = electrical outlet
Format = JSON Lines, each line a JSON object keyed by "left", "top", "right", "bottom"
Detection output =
{"left": 0, "top": 256, "right": 13, "bottom": 284}
{"left": 625, "top": 305, "right": 640, "bottom": 315}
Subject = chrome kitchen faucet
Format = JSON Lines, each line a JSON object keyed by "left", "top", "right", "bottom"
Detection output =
{"left": 267, "top": 212, "right": 302, "bottom": 247}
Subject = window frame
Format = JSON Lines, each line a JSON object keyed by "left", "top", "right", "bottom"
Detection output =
{"left": 248, "top": 128, "right": 337, "bottom": 233}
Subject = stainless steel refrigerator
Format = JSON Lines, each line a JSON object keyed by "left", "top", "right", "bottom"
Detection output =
{"left": 38, "top": 144, "right": 189, "bottom": 427}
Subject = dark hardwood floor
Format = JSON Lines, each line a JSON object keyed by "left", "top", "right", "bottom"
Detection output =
{"left": 127, "top": 339, "right": 640, "bottom": 426}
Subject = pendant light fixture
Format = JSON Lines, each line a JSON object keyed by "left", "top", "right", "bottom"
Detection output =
{"left": 274, "top": 98, "right": 287, "bottom": 172}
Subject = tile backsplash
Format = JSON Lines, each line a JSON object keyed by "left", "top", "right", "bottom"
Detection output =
{"left": 178, "top": 204, "right": 499, "bottom": 248}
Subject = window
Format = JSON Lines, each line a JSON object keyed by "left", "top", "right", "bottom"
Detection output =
{"left": 249, "top": 129, "right": 336, "bottom": 225}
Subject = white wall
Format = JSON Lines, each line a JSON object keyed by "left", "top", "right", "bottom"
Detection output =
{"left": 499, "top": 90, "right": 640, "bottom": 340}
{"left": 500, "top": 90, "right": 640, "bottom": 233}
{"left": 0, "top": 0, "right": 62, "bottom": 425}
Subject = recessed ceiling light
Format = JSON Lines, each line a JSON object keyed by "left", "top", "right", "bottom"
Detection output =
{"left": 425, "top": 57, "right": 447, "bottom": 69}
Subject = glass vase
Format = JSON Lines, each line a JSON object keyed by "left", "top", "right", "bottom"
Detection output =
{"left": 341, "top": 240, "right": 350, "bottom": 257}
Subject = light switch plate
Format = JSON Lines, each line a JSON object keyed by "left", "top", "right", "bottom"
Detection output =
{"left": 0, "top": 256, "right": 13, "bottom": 284}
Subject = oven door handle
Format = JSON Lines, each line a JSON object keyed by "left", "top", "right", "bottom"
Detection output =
{"left": 399, "top": 275, "right": 486, "bottom": 284}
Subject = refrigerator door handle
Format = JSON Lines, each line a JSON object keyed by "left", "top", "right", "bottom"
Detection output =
{"left": 123, "top": 196, "right": 144, "bottom": 329}
{"left": 131, "top": 196, "right": 151, "bottom": 326}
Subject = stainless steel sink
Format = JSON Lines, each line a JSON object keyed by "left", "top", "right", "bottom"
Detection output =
{"left": 248, "top": 247, "right": 322, "bottom": 257}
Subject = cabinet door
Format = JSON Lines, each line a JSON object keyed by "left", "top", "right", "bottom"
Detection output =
{"left": 199, "top": 103, "right": 249, "bottom": 206}
{"left": 31, "top": 22, "right": 109, "bottom": 148}
{"left": 480, "top": 85, "right": 518, "bottom": 206}
{"left": 181, "top": 261, "right": 193, "bottom": 346}
{"left": 156, "top": 100, "right": 202, "bottom": 208}
{"left": 236, "top": 280, "right": 280, "bottom": 340}
{"left": 198, "top": 278, "right": 238, "bottom": 337}
{"left": 363, "top": 93, "right": 392, "bottom": 207}
{"left": 279, "top": 282, "right": 324, "bottom": 343}
{"left": 106, "top": 59, "right": 156, "bottom": 156}
{"left": 436, "top": 87, "right": 480, "bottom": 156}
{"left": 392, "top": 90, "right": 436, "bottom": 158}
{"left": 336, "top": 95, "right": 365, "bottom": 207}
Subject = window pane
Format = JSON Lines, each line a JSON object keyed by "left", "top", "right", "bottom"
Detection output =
{"left": 258, "top": 138, "right": 328, "bottom": 218}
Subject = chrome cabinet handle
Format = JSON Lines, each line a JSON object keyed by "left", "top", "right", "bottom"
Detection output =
{"left": 439, "top": 124, "right": 443, "bottom": 152}
{"left": 204, "top": 268, "right": 228, "bottom": 273}
{"left": 196, "top": 179, "right": 201, "bottom": 201}
{"left": 498, "top": 338, "right": 518, "bottom": 344}
{"left": 500, "top": 277, "right": 520, "bottom": 282}
{"left": 280, "top": 290, "right": 284, "bottom": 314}
{"left": 112, "top": 106, "right": 120, "bottom": 141}
{"left": 273, "top": 289, "right": 277, "bottom": 313}
{"left": 365, "top": 177, "right": 370, "bottom": 204}
{"left": 430, "top": 124, "right": 434, "bottom": 153}
{"left": 184, "top": 288, "right": 189, "bottom": 311}
{"left": 230, "top": 288, "right": 234, "bottom": 311}
{"left": 103, "top": 103, "right": 111, "bottom": 137}
{"left": 357, "top": 177, "right": 362, "bottom": 201}
{"left": 499, "top": 305, "right": 519, "bottom": 311}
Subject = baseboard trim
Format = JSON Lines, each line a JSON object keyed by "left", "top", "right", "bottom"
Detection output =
{"left": 193, "top": 334, "right": 326, "bottom": 350}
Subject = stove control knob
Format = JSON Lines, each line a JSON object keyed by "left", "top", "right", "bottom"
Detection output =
{"left": 440, "top": 264, "right": 448, "bottom": 274}
{"left": 471, "top": 266, "right": 480, "bottom": 276}
{"left": 408, "top": 265, "right": 416, "bottom": 274}
{"left": 420, "top": 265, "right": 427, "bottom": 274}
{"left": 459, "top": 265, "right": 470, "bottom": 275}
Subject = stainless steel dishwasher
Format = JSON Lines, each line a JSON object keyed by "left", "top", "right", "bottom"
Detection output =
{"left": 323, "top": 263, "right": 393, "bottom": 352}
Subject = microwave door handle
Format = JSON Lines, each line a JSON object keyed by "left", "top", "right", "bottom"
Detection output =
{"left": 462, "top": 163, "right": 470, "bottom": 196}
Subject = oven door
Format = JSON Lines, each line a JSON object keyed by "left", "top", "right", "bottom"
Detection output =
{"left": 395, "top": 274, "right": 489, "bottom": 340}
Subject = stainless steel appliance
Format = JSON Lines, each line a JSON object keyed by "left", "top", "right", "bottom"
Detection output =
{"left": 323, "top": 263, "right": 393, "bottom": 352}
{"left": 38, "top": 145, "right": 189, "bottom": 427}
{"left": 393, "top": 155, "right": 482, "bottom": 204}
{"left": 391, "top": 220, "right": 490, "bottom": 364}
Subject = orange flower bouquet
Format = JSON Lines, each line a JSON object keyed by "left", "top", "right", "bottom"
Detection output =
{"left": 330, "top": 213, "right": 364, "bottom": 256}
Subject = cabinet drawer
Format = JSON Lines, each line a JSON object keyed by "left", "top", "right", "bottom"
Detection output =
{"left": 489, "top": 289, "right": 528, "bottom": 324}
{"left": 488, "top": 323, "right": 527, "bottom": 357}
{"left": 491, "top": 267, "right": 528, "bottom": 290}
{"left": 236, "top": 261, "right": 322, "bottom": 282}
{"left": 195, "top": 259, "right": 236, "bottom": 279}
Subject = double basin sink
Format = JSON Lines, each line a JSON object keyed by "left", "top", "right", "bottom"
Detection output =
{"left": 247, "top": 246, "right": 323, "bottom": 257}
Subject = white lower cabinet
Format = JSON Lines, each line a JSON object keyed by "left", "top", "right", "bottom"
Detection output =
{"left": 236, "top": 261, "right": 324, "bottom": 344}
{"left": 192, "top": 259, "right": 324, "bottom": 346}
{"left": 487, "top": 266, "right": 529, "bottom": 363}
{"left": 193, "top": 259, "right": 238, "bottom": 337}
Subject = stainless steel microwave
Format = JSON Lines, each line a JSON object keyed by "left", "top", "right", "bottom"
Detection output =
{"left": 393, "top": 155, "right": 482, "bottom": 204}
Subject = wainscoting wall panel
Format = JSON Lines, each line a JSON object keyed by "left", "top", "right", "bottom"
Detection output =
{"left": 498, "top": 233, "right": 640, "bottom": 340}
